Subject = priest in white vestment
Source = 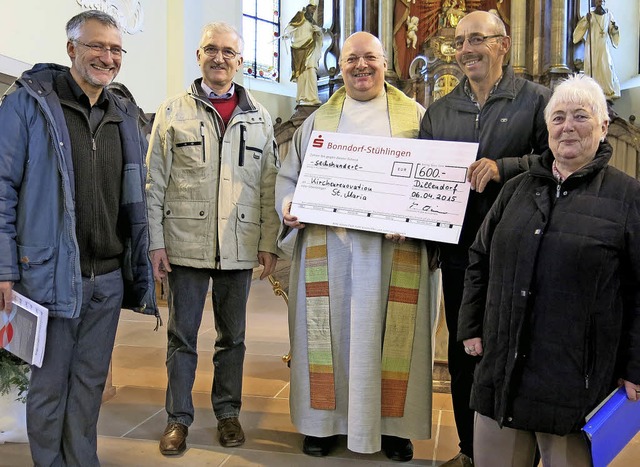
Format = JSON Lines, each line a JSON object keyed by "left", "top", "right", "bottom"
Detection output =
{"left": 275, "top": 31, "right": 440, "bottom": 461}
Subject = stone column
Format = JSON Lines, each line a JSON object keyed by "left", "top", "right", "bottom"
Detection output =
{"left": 510, "top": 0, "right": 528, "bottom": 75}
{"left": 340, "top": 0, "right": 356, "bottom": 49}
{"left": 378, "top": 0, "right": 395, "bottom": 66}
{"left": 550, "top": 0, "right": 571, "bottom": 74}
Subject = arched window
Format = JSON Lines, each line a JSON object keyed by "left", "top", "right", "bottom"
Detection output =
{"left": 243, "top": 0, "right": 281, "bottom": 82}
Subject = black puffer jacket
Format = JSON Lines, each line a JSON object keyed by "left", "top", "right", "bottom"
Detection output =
{"left": 458, "top": 142, "right": 640, "bottom": 435}
{"left": 420, "top": 66, "right": 551, "bottom": 268}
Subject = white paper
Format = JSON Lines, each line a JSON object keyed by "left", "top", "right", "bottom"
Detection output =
{"left": 1, "top": 291, "right": 48, "bottom": 367}
{"left": 291, "top": 131, "right": 479, "bottom": 243}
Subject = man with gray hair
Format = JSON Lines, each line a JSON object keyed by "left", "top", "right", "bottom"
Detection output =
{"left": 0, "top": 9, "right": 157, "bottom": 466}
{"left": 146, "top": 21, "right": 280, "bottom": 455}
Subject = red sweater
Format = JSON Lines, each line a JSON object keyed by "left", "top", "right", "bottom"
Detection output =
{"left": 209, "top": 93, "right": 238, "bottom": 126}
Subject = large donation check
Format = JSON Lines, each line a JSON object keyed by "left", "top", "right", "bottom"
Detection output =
{"left": 291, "top": 131, "right": 479, "bottom": 244}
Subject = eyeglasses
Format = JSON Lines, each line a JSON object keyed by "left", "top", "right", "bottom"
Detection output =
{"left": 75, "top": 40, "right": 126, "bottom": 57}
{"left": 341, "top": 54, "right": 383, "bottom": 65}
{"left": 201, "top": 46, "right": 240, "bottom": 60}
{"left": 452, "top": 34, "right": 504, "bottom": 51}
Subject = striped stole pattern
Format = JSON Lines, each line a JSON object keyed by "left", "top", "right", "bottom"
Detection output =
{"left": 304, "top": 224, "right": 336, "bottom": 410}
{"left": 381, "top": 241, "right": 421, "bottom": 417}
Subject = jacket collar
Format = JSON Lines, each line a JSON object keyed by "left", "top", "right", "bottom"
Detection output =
{"left": 189, "top": 78, "right": 257, "bottom": 113}
{"left": 17, "top": 63, "right": 68, "bottom": 98}
{"left": 448, "top": 65, "right": 519, "bottom": 108}
{"left": 531, "top": 141, "right": 613, "bottom": 182}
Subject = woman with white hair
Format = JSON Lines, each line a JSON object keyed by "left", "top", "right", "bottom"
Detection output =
{"left": 457, "top": 74, "right": 640, "bottom": 466}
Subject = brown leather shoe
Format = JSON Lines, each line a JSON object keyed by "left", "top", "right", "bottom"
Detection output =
{"left": 217, "top": 417, "right": 245, "bottom": 447}
{"left": 159, "top": 422, "right": 188, "bottom": 456}
{"left": 440, "top": 452, "right": 473, "bottom": 467}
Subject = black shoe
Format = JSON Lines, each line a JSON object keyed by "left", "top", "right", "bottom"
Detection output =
{"left": 302, "top": 435, "right": 338, "bottom": 457}
{"left": 381, "top": 435, "right": 413, "bottom": 462}
{"left": 217, "top": 417, "right": 245, "bottom": 447}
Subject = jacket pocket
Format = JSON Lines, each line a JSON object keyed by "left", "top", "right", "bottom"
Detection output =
{"left": 236, "top": 204, "right": 260, "bottom": 261}
{"left": 246, "top": 146, "right": 263, "bottom": 161}
{"left": 16, "top": 245, "right": 55, "bottom": 304}
{"left": 171, "top": 120, "right": 206, "bottom": 169}
{"left": 163, "top": 200, "right": 210, "bottom": 260}
{"left": 121, "top": 163, "right": 143, "bottom": 205}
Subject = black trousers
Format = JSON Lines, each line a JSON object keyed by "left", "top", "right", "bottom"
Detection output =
{"left": 441, "top": 266, "right": 478, "bottom": 459}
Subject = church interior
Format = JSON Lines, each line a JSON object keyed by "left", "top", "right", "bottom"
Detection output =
{"left": 1, "top": 0, "right": 640, "bottom": 465}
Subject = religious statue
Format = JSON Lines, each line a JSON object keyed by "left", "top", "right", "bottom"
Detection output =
{"left": 440, "top": 0, "right": 466, "bottom": 29}
{"left": 406, "top": 15, "right": 419, "bottom": 49}
{"left": 572, "top": 0, "right": 620, "bottom": 100}
{"left": 284, "top": 0, "right": 323, "bottom": 106}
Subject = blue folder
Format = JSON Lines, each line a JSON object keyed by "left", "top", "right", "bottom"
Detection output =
{"left": 582, "top": 386, "right": 640, "bottom": 467}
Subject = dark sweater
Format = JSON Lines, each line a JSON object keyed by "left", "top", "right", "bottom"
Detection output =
{"left": 57, "top": 73, "right": 124, "bottom": 276}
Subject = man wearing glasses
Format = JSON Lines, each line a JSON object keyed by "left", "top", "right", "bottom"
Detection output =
{"left": 419, "top": 10, "right": 551, "bottom": 467}
{"left": 146, "top": 22, "right": 279, "bottom": 456}
{"left": 277, "top": 31, "right": 439, "bottom": 462}
{"left": 0, "top": 10, "right": 157, "bottom": 466}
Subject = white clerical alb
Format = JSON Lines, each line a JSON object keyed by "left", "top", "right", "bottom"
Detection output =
{"left": 573, "top": 6, "right": 620, "bottom": 99}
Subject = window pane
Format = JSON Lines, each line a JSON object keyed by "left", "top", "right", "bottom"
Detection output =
{"left": 243, "top": 0, "right": 280, "bottom": 82}
{"left": 243, "top": 0, "right": 255, "bottom": 17}
{"left": 256, "top": 20, "right": 276, "bottom": 63}
{"left": 242, "top": 16, "right": 256, "bottom": 63}
{"left": 256, "top": 0, "right": 278, "bottom": 23}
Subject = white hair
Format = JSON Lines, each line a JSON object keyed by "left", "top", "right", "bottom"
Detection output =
{"left": 544, "top": 74, "right": 609, "bottom": 126}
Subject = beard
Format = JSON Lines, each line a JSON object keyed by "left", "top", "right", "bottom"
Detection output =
{"left": 305, "top": 9, "right": 315, "bottom": 23}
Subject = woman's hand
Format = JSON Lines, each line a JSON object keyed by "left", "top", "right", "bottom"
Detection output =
{"left": 283, "top": 202, "right": 306, "bottom": 230}
{"left": 463, "top": 337, "right": 483, "bottom": 357}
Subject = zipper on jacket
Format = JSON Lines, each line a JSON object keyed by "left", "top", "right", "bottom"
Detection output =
{"left": 91, "top": 136, "right": 98, "bottom": 279}
{"left": 239, "top": 124, "right": 246, "bottom": 167}
{"left": 583, "top": 314, "right": 596, "bottom": 389}
{"left": 43, "top": 114, "right": 78, "bottom": 315}
{"left": 200, "top": 121, "right": 206, "bottom": 163}
{"left": 556, "top": 182, "right": 561, "bottom": 199}
{"left": 215, "top": 129, "right": 223, "bottom": 269}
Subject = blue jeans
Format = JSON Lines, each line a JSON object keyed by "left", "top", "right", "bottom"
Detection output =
{"left": 27, "top": 269, "right": 123, "bottom": 467}
{"left": 165, "top": 266, "right": 252, "bottom": 426}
